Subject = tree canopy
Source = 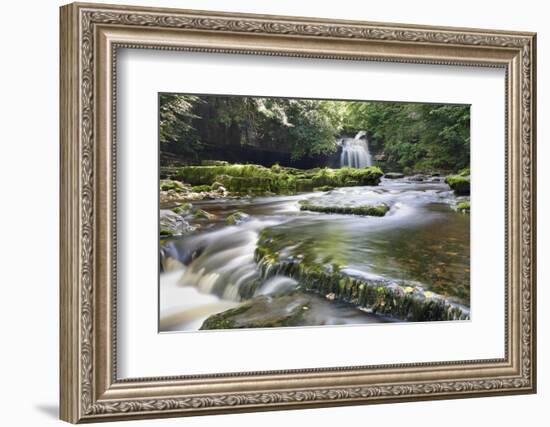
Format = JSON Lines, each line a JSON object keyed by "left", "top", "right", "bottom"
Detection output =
{"left": 159, "top": 94, "right": 469, "bottom": 172}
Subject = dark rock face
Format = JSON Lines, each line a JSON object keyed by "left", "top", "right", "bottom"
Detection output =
{"left": 162, "top": 141, "right": 342, "bottom": 169}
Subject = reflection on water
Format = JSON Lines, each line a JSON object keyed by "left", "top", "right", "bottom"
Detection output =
{"left": 160, "top": 177, "right": 470, "bottom": 331}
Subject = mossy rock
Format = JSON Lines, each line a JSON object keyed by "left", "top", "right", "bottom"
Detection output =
{"left": 311, "top": 166, "right": 383, "bottom": 188}
{"left": 457, "top": 201, "right": 470, "bottom": 213}
{"left": 226, "top": 211, "right": 250, "bottom": 225}
{"left": 174, "top": 163, "right": 383, "bottom": 195}
{"left": 193, "top": 209, "right": 215, "bottom": 220}
{"left": 210, "top": 181, "right": 225, "bottom": 190}
{"left": 219, "top": 176, "right": 273, "bottom": 193}
{"left": 300, "top": 202, "right": 389, "bottom": 217}
{"left": 176, "top": 164, "right": 272, "bottom": 186}
{"left": 271, "top": 163, "right": 282, "bottom": 173}
{"left": 296, "top": 178, "right": 314, "bottom": 192}
{"left": 200, "top": 294, "right": 311, "bottom": 330}
{"left": 160, "top": 228, "right": 175, "bottom": 236}
{"left": 446, "top": 175, "right": 470, "bottom": 195}
{"left": 160, "top": 180, "right": 187, "bottom": 192}
{"left": 171, "top": 203, "right": 192, "bottom": 215}
{"left": 253, "top": 227, "right": 470, "bottom": 322}
{"left": 458, "top": 167, "right": 471, "bottom": 177}
{"left": 191, "top": 185, "right": 212, "bottom": 193}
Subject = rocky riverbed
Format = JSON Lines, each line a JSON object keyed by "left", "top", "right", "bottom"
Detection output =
{"left": 159, "top": 165, "right": 470, "bottom": 331}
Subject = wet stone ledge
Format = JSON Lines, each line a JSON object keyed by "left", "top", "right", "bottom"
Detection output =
{"left": 254, "top": 234, "right": 470, "bottom": 323}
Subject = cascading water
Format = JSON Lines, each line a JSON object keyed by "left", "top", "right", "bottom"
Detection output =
{"left": 159, "top": 182, "right": 470, "bottom": 331}
{"left": 339, "top": 130, "right": 372, "bottom": 168}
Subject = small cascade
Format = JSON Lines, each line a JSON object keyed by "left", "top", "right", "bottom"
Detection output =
{"left": 339, "top": 130, "right": 372, "bottom": 168}
{"left": 160, "top": 218, "right": 292, "bottom": 302}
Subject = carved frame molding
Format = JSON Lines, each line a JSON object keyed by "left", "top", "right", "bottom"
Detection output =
{"left": 60, "top": 2, "right": 536, "bottom": 423}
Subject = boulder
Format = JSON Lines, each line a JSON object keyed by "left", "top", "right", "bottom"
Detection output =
{"left": 446, "top": 175, "right": 471, "bottom": 195}
{"left": 159, "top": 209, "right": 195, "bottom": 236}
{"left": 299, "top": 201, "right": 390, "bottom": 217}
{"left": 226, "top": 211, "right": 250, "bottom": 225}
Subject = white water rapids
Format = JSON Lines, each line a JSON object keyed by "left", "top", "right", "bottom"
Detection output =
{"left": 159, "top": 179, "right": 470, "bottom": 332}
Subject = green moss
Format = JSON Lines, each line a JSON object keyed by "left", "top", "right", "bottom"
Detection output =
{"left": 311, "top": 166, "right": 383, "bottom": 188}
{"left": 218, "top": 176, "right": 273, "bottom": 193}
{"left": 174, "top": 163, "right": 383, "bottom": 195}
{"left": 200, "top": 295, "right": 309, "bottom": 330}
{"left": 171, "top": 203, "right": 192, "bottom": 215}
{"left": 193, "top": 209, "right": 215, "bottom": 220}
{"left": 271, "top": 163, "right": 282, "bottom": 173}
{"left": 191, "top": 185, "right": 212, "bottom": 193}
{"left": 160, "top": 180, "right": 186, "bottom": 192}
{"left": 295, "top": 178, "right": 314, "bottom": 192}
{"left": 446, "top": 175, "right": 470, "bottom": 195}
{"left": 176, "top": 164, "right": 272, "bottom": 186}
{"left": 226, "top": 211, "right": 249, "bottom": 225}
{"left": 457, "top": 201, "right": 470, "bottom": 213}
{"left": 458, "top": 167, "right": 471, "bottom": 177}
{"left": 199, "top": 303, "right": 252, "bottom": 329}
{"left": 159, "top": 228, "right": 175, "bottom": 236}
{"left": 300, "top": 202, "right": 389, "bottom": 217}
{"left": 254, "top": 226, "right": 470, "bottom": 322}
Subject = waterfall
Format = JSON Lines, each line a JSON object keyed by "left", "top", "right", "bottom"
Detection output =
{"left": 339, "top": 131, "right": 372, "bottom": 168}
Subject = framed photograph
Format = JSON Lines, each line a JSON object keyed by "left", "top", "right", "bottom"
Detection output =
{"left": 60, "top": 2, "right": 537, "bottom": 423}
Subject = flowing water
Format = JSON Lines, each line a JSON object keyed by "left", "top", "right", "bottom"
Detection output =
{"left": 339, "top": 131, "right": 372, "bottom": 168}
{"left": 159, "top": 177, "right": 469, "bottom": 331}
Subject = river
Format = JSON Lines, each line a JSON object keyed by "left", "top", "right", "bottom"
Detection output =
{"left": 159, "top": 176, "right": 470, "bottom": 332}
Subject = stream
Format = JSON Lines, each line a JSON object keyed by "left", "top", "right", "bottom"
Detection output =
{"left": 159, "top": 177, "right": 470, "bottom": 332}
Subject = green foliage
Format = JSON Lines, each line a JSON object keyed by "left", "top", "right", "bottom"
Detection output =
{"left": 285, "top": 100, "right": 343, "bottom": 160}
{"left": 159, "top": 94, "right": 203, "bottom": 159}
{"left": 459, "top": 167, "right": 471, "bottom": 176}
{"left": 160, "top": 94, "right": 469, "bottom": 172}
{"left": 344, "top": 102, "right": 470, "bottom": 172}
{"left": 160, "top": 95, "right": 345, "bottom": 161}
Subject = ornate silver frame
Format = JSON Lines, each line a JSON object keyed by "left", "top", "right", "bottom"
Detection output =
{"left": 60, "top": 2, "right": 537, "bottom": 423}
